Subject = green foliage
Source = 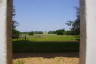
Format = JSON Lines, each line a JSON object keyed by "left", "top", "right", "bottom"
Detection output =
{"left": 21, "top": 31, "right": 43, "bottom": 35}
{"left": 66, "top": 8, "right": 80, "bottom": 35}
{"left": 48, "top": 29, "right": 65, "bottom": 35}
{"left": 33, "top": 31, "right": 43, "bottom": 34}
{"left": 12, "top": 7, "right": 20, "bottom": 38}
{"left": 71, "top": 8, "right": 80, "bottom": 35}
{"left": 48, "top": 31, "right": 56, "bottom": 34}
{"left": 55, "top": 29, "right": 65, "bottom": 35}
{"left": 28, "top": 32, "right": 34, "bottom": 35}
{"left": 64, "top": 31, "right": 73, "bottom": 35}
{"left": 12, "top": 29, "right": 20, "bottom": 38}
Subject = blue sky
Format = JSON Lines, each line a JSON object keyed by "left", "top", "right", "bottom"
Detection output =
{"left": 13, "top": 0, "right": 79, "bottom": 32}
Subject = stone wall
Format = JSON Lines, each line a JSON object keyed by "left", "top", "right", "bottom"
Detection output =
{"left": 0, "top": 0, "right": 12, "bottom": 64}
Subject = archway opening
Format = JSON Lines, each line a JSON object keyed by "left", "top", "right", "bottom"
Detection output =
{"left": 12, "top": 0, "right": 80, "bottom": 64}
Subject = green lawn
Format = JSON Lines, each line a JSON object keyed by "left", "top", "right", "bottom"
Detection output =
{"left": 13, "top": 40, "right": 79, "bottom": 53}
{"left": 13, "top": 34, "right": 80, "bottom": 42}
{"left": 13, "top": 34, "right": 80, "bottom": 53}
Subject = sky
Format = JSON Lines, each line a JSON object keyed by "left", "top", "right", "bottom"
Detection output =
{"left": 13, "top": 0, "right": 79, "bottom": 32}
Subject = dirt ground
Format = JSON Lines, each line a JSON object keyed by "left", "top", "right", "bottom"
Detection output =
{"left": 13, "top": 52, "right": 79, "bottom": 64}
{"left": 13, "top": 57, "right": 79, "bottom": 64}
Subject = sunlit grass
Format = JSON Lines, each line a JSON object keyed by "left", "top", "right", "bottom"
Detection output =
{"left": 12, "top": 34, "right": 80, "bottom": 53}
{"left": 13, "top": 34, "right": 80, "bottom": 42}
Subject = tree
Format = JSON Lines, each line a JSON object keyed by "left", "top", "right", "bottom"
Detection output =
{"left": 33, "top": 31, "right": 43, "bottom": 34}
{"left": 28, "top": 32, "right": 34, "bottom": 35}
{"left": 56, "top": 29, "right": 65, "bottom": 35}
{"left": 48, "top": 31, "right": 56, "bottom": 34}
{"left": 12, "top": 7, "right": 20, "bottom": 38}
{"left": 66, "top": 8, "right": 80, "bottom": 35}
{"left": 71, "top": 8, "right": 80, "bottom": 35}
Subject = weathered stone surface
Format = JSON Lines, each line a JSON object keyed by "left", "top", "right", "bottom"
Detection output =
{"left": 0, "top": 0, "right": 12, "bottom": 64}
{"left": 0, "top": 0, "right": 7, "bottom": 64}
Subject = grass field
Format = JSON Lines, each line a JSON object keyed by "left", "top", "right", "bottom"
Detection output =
{"left": 13, "top": 34, "right": 80, "bottom": 53}
{"left": 13, "top": 40, "right": 79, "bottom": 53}
{"left": 13, "top": 34, "right": 80, "bottom": 64}
{"left": 13, "top": 34, "right": 80, "bottom": 42}
{"left": 29, "top": 34, "right": 79, "bottom": 41}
